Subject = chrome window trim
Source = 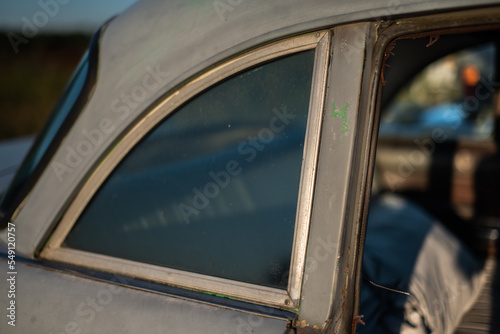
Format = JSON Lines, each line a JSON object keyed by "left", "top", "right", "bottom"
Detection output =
{"left": 294, "top": 22, "right": 374, "bottom": 330}
{"left": 288, "top": 31, "right": 330, "bottom": 306}
{"left": 41, "top": 31, "right": 330, "bottom": 309}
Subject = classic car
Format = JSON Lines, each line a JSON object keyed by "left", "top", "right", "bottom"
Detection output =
{"left": 1, "top": 0, "right": 500, "bottom": 333}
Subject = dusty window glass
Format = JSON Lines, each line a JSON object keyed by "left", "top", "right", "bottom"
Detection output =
{"left": 63, "top": 50, "right": 315, "bottom": 289}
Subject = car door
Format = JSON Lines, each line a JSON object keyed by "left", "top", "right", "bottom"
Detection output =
{"left": 0, "top": 26, "right": 345, "bottom": 332}
{"left": 0, "top": 12, "right": 377, "bottom": 330}
{"left": 4, "top": 3, "right": 500, "bottom": 334}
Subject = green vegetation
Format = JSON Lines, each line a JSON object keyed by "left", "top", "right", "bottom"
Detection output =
{"left": 0, "top": 32, "right": 91, "bottom": 140}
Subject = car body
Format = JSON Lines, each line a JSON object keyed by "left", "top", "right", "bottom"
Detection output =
{"left": 1, "top": 0, "right": 500, "bottom": 333}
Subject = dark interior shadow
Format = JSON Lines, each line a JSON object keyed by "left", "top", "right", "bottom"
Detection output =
{"left": 474, "top": 97, "right": 500, "bottom": 334}
{"left": 359, "top": 32, "right": 500, "bottom": 334}
{"left": 359, "top": 192, "right": 484, "bottom": 334}
{"left": 490, "top": 254, "right": 500, "bottom": 334}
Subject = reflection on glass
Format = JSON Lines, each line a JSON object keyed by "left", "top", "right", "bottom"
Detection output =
{"left": 64, "top": 50, "right": 316, "bottom": 289}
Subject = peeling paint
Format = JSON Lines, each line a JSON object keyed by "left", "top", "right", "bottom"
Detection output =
{"left": 381, "top": 40, "right": 396, "bottom": 85}
{"left": 426, "top": 35, "right": 440, "bottom": 47}
{"left": 297, "top": 319, "right": 310, "bottom": 327}
{"left": 293, "top": 318, "right": 323, "bottom": 333}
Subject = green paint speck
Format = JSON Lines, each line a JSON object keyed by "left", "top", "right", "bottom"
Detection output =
{"left": 201, "top": 291, "right": 236, "bottom": 300}
{"left": 331, "top": 102, "right": 350, "bottom": 135}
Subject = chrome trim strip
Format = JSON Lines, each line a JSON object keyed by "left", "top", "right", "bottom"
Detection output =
{"left": 42, "top": 247, "right": 288, "bottom": 306}
{"left": 42, "top": 31, "right": 330, "bottom": 309}
{"left": 296, "top": 22, "right": 372, "bottom": 329}
{"left": 288, "top": 31, "right": 330, "bottom": 305}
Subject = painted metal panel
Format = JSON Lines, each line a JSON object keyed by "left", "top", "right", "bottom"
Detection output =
{"left": 296, "top": 22, "right": 371, "bottom": 332}
{"left": 0, "top": 260, "right": 290, "bottom": 333}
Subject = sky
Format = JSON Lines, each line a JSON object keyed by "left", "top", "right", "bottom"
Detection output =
{"left": 0, "top": 0, "right": 141, "bottom": 33}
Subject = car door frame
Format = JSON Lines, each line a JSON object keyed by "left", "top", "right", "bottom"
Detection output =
{"left": 40, "top": 30, "right": 332, "bottom": 311}
{"left": 323, "top": 6, "right": 500, "bottom": 334}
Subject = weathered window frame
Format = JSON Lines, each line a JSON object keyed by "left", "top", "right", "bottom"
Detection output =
{"left": 41, "top": 30, "right": 331, "bottom": 309}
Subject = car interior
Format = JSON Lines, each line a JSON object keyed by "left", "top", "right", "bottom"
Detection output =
{"left": 360, "top": 28, "right": 500, "bottom": 333}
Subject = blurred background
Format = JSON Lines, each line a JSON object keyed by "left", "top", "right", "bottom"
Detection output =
{"left": 0, "top": 0, "right": 140, "bottom": 141}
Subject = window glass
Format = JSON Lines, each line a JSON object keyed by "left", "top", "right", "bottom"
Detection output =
{"left": 64, "top": 50, "right": 316, "bottom": 289}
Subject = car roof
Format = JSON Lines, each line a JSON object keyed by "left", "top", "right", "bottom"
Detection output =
{"left": 77, "top": 0, "right": 500, "bottom": 146}
{"left": 96, "top": 0, "right": 499, "bottom": 124}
